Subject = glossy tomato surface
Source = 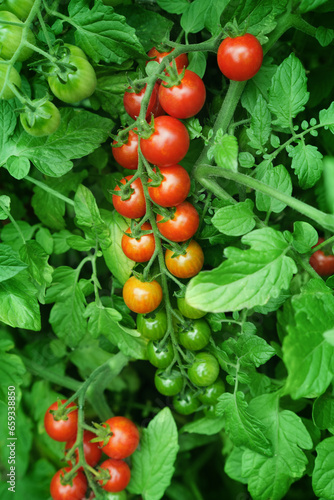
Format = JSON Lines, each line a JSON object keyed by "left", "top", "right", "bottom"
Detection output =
{"left": 159, "top": 70, "right": 206, "bottom": 119}
{"left": 154, "top": 368, "right": 183, "bottom": 396}
{"left": 121, "top": 222, "right": 155, "bottom": 262}
{"left": 123, "top": 276, "right": 162, "bottom": 314}
{"left": 0, "top": 0, "right": 34, "bottom": 20}
{"left": 65, "top": 430, "right": 102, "bottom": 468}
{"left": 20, "top": 101, "right": 61, "bottom": 137}
{"left": 112, "top": 129, "right": 139, "bottom": 170}
{"left": 112, "top": 176, "right": 146, "bottom": 219}
{"left": 48, "top": 56, "right": 97, "bottom": 103}
{"left": 50, "top": 468, "right": 87, "bottom": 500}
{"left": 148, "top": 165, "right": 190, "bottom": 207}
{"left": 188, "top": 352, "right": 220, "bottom": 387}
{"left": 44, "top": 400, "right": 78, "bottom": 442}
{"left": 217, "top": 34, "right": 263, "bottom": 81}
{"left": 177, "top": 297, "right": 206, "bottom": 319}
{"left": 309, "top": 237, "right": 334, "bottom": 276}
{"left": 137, "top": 309, "right": 167, "bottom": 340}
{"left": 100, "top": 416, "right": 140, "bottom": 459}
{"left": 141, "top": 116, "right": 190, "bottom": 167}
{"left": 179, "top": 318, "right": 211, "bottom": 351}
{"left": 98, "top": 458, "right": 131, "bottom": 493}
{"left": 157, "top": 202, "right": 199, "bottom": 242}
{"left": 0, "top": 61, "right": 21, "bottom": 99}
{"left": 173, "top": 391, "right": 200, "bottom": 415}
{"left": 147, "top": 47, "right": 188, "bottom": 71}
{"left": 147, "top": 339, "right": 174, "bottom": 368}
{"left": 0, "top": 11, "right": 35, "bottom": 61}
{"left": 198, "top": 379, "right": 226, "bottom": 405}
{"left": 123, "top": 83, "right": 159, "bottom": 120}
{"left": 165, "top": 240, "right": 204, "bottom": 278}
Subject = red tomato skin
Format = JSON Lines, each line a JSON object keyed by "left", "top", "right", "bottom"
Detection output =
{"left": 123, "top": 83, "right": 159, "bottom": 120}
{"left": 112, "top": 129, "right": 138, "bottom": 170}
{"left": 98, "top": 459, "right": 131, "bottom": 493}
{"left": 309, "top": 238, "right": 334, "bottom": 276}
{"left": 44, "top": 400, "right": 78, "bottom": 442}
{"left": 165, "top": 240, "right": 204, "bottom": 278}
{"left": 148, "top": 165, "right": 190, "bottom": 207}
{"left": 217, "top": 34, "right": 263, "bottom": 82}
{"left": 141, "top": 116, "right": 190, "bottom": 167}
{"left": 50, "top": 468, "right": 87, "bottom": 500}
{"left": 123, "top": 276, "right": 163, "bottom": 314}
{"left": 100, "top": 416, "right": 140, "bottom": 459}
{"left": 156, "top": 202, "right": 199, "bottom": 242}
{"left": 158, "top": 70, "right": 206, "bottom": 119}
{"left": 147, "top": 47, "right": 188, "bottom": 71}
{"left": 112, "top": 176, "right": 146, "bottom": 219}
{"left": 121, "top": 222, "right": 155, "bottom": 262}
{"left": 65, "top": 430, "right": 102, "bottom": 468}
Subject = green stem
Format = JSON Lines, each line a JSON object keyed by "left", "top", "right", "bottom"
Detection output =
{"left": 312, "top": 235, "right": 334, "bottom": 253}
{"left": 25, "top": 176, "right": 75, "bottom": 206}
{"left": 20, "top": 355, "right": 81, "bottom": 391}
{"left": 0, "top": 200, "right": 26, "bottom": 244}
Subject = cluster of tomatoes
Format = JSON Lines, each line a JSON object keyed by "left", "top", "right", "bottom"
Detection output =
{"left": 44, "top": 399, "right": 139, "bottom": 500}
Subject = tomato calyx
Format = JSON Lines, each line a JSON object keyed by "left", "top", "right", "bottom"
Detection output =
{"left": 89, "top": 421, "right": 114, "bottom": 448}
{"left": 147, "top": 166, "right": 164, "bottom": 188}
{"left": 153, "top": 205, "right": 176, "bottom": 223}
{"left": 160, "top": 60, "right": 186, "bottom": 88}
{"left": 17, "top": 95, "right": 53, "bottom": 128}
{"left": 125, "top": 220, "right": 153, "bottom": 240}
{"left": 49, "top": 399, "right": 78, "bottom": 422}
{"left": 111, "top": 177, "right": 136, "bottom": 201}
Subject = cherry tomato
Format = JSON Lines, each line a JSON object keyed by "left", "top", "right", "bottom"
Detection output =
{"left": 173, "top": 391, "right": 200, "bottom": 415}
{"left": 147, "top": 47, "right": 188, "bottom": 71}
{"left": 123, "top": 276, "right": 162, "bottom": 314}
{"left": 112, "top": 176, "right": 146, "bottom": 219}
{"left": 98, "top": 458, "right": 131, "bottom": 493}
{"left": 0, "top": 11, "right": 35, "bottom": 61}
{"left": 177, "top": 297, "right": 206, "bottom": 319}
{"left": 62, "top": 43, "right": 88, "bottom": 60}
{"left": 20, "top": 101, "right": 61, "bottom": 137}
{"left": 65, "top": 430, "right": 102, "bottom": 468}
{"left": 154, "top": 368, "right": 183, "bottom": 396}
{"left": 50, "top": 468, "right": 87, "bottom": 500}
{"left": 309, "top": 237, "right": 334, "bottom": 276}
{"left": 137, "top": 309, "right": 167, "bottom": 340}
{"left": 188, "top": 352, "right": 220, "bottom": 387}
{"left": 48, "top": 56, "right": 97, "bottom": 104}
{"left": 159, "top": 70, "right": 206, "bottom": 119}
{"left": 157, "top": 202, "right": 199, "bottom": 242}
{"left": 179, "top": 318, "right": 211, "bottom": 351}
{"left": 165, "top": 240, "right": 204, "bottom": 278}
{"left": 141, "top": 116, "right": 190, "bottom": 167}
{"left": 147, "top": 340, "right": 174, "bottom": 368}
{"left": 0, "top": 0, "right": 34, "bottom": 20}
{"left": 44, "top": 400, "right": 78, "bottom": 442}
{"left": 123, "top": 83, "right": 159, "bottom": 120}
{"left": 148, "top": 165, "right": 190, "bottom": 208}
{"left": 112, "top": 129, "right": 139, "bottom": 170}
{"left": 99, "top": 416, "right": 140, "bottom": 459}
{"left": 0, "top": 60, "right": 21, "bottom": 99}
{"left": 121, "top": 222, "right": 155, "bottom": 262}
{"left": 217, "top": 34, "right": 263, "bottom": 82}
{"left": 198, "top": 379, "right": 226, "bottom": 405}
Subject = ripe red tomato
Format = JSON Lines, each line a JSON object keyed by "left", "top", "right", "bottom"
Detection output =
{"left": 121, "top": 222, "right": 155, "bottom": 262}
{"left": 156, "top": 202, "right": 199, "bottom": 242}
{"left": 44, "top": 400, "right": 78, "bottom": 442}
{"left": 123, "top": 83, "right": 159, "bottom": 120}
{"left": 165, "top": 240, "right": 204, "bottom": 278}
{"left": 140, "top": 116, "right": 190, "bottom": 167}
{"left": 99, "top": 416, "right": 140, "bottom": 459}
{"left": 112, "top": 176, "right": 146, "bottom": 219}
{"left": 147, "top": 47, "right": 188, "bottom": 71}
{"left": 65, "top": 430, "right": 102, "bottom": 468}
{"left": 123, "top": 276, "right": 162, "bottom": 314}
{"left": 158, "top": 70, "right": 206, "bottom": 119}
{"left": 98, "top": 459, "right": 131, "bottom": 493}
{"left": 148, "top": 165, "right": 190, "bottom": 207}
{"left": 217, "top": 34, "right": 263, "bottom": 82}
{"left": 309, "top": 237, "right": 334, "bottom": 276}
{"left": 112, "top": 129, "right": 138, "bottom": 170}
{"left": 50, "top": 468, "right": 87, "bottom": 500}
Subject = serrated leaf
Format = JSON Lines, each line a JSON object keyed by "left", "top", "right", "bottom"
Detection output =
{"left": 316, "top": 26, "right": 334, "bottom": 47}
{"left": 313, "top": 437, "right": 334, "bottom": 498}
{"left": 180, "top": 0, "right": 207, "bottom": 33}
{"left": 6, "top": 156, "right": 30, "bottom": 179}
{"left": 0, "top": 195, "right": 10, "bottom": 220}
{"left": 291, "top": 221, "right": 318, "bottom": 253}
{"left": 181, "top": 415, "right": 225, "bottom": 435}
{"left": 0, "top": 340, "right": 26, "bottom": 403}
{"left": 246, "top": 95, "right": 271, "bottom": 151}
{"left": 213, "top": 134, "right": 238, "bottom": 171}
{"left": 256, "top": 164, "right": 292, "bottom": 213}
{"left": 323, "top": 157, "right": 334, "bottom": 214}
{"left": 288, "top": 142, "right": 323, "bottom": 189}
{"left": 0, "top": 244, "right": 27, "bottom": 282}
{"left": 313, "top": 394, "right": 334, "bottom": 431}
{"left": 319, "top": 102, "right": 334, "bottom": 134}
{"left": 19, "top": 241, "right": 53, "bottom": 303}
{"left": 212, "top": 199, "right": 256, "bottom": 236}
{"left": 156, "top": 0, "right": 189, "bottom": 14}
{"left": 232, "top": 334, "right": 276, "bottom": 368}
{"left": 300, "top": 0, "right": 329, "bottom": 13}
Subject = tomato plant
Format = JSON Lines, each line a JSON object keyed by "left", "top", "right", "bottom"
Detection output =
{"left": 20, "top": 100, "right": 61, "bottom": 137}
{"left": 98, "top": 458, "right": 131, "bottom": 493}
{"left": 147, "top": 47, "right": 188, "bottom": 71}
{"left": 177, "top": 297, "right": 206, "bottom": 319}
{"left": 112, "top": 129, "right": 139, "bottom": 170}
{"left": 0, "top": 0, "right": 34, "bottom": 20}
{"left": 154, "top": 368, "right": 183, "bottom": 396}
{"left": 309, "top": 238, "right": 334, "bottom": 276}
{"left": 217, "top": 33, "right": 263, "bottom": 81}
{"left": 112, "top": 176, "right": 146, "bottom": 219}
{"left": 173, "top": 391, "right": 200, "bottom": 415}
{"left": 178, "top": 318, "right": 211, "bottom": 351}
{"left": 44, "top": 400, "right": 78, "bottom": 442}
{"left": 65, "top": 430, "right": 102, "bottom": 468}
{"left": 147, "top": 339, "right": 174, "bottom": 368}
{"left": 0, "top": 11, "right": 35, "bottom": 61}
{"left": 99, "top": 416, "right": 140, "bottom": 459}
{"left": 148, "top": 164, "right": 191, "bottom": 207}
{"left": 188, "top": 353, "right": 220, "bottom": 387}
{"left": 165, "top": 240, "right": 204, "bottom": 278}
{"left": 136, "top": 309, "right": 167, "bottom": 340}
{"left": 121, "top": 222, "right": 155, "bottom": 262}
{"left": 156, "top": 202, "right": 199, "bottom": 242}
{"left": 0, "top": 60, "right": 21, "bottom": 99}
{"left": 50, "top": 468, "right": 87, "bottom": 500}
{"left": 123, "top": 83, "right": 159, "bottom": 120}
{"left": 123, "top": 276, "right": 162, "bottom": 314}
{"left": 198, "top": 379, "right": 226, "bottom": 405}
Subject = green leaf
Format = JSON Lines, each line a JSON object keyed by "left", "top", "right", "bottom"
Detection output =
{"left": 323, "top": 156, "right": 334, "bottom": 214}
{"left": 128, "top": 408, "right": 179, "bottom": 500}
{"left": 186, "top": 228, "right": 297, "bottom": 312}
{"left": 96, "top": 71, "right": 137, "bottom": 121}
{"left": 45, "top": 266, "right": 77, "bottom": 304}
{"left": 0, "top": 195, "right": 10, "bottom": 220}
{"left": 256, "top": 163, "right": 292, "bottom": 213}
{"left": 53, "top": 230, "right": 72, "bottom": 254}
{"left": 291, "top": 221, "right": 318, "bottom": 253}
{"left": 0, "top": 339, "right": 25, "bottom": 403}
{"left": 319, "top": 101, "right": 334, "bottom": 134}
{"left": 241, "top": 59, "right": 278, "bottom": 115}
{"left": 313, "top": 394, "right": 334, "bottom": 431}
{"left": 268, "top": 54, "right": 309, "bottom": 128}
{"left": 156, "top": 0, "right": 189, "bottom": 14}
{"left": 0, "top": 244, "right": 27, "bottom": 282}
{"left": 6, "top": 156, "right": 30, "bottom": 179}
{"left": 19, "top": 241, "right": 53, "bottom": 303}
{"left": 212, "top": 199, "right": 256, "bottom": 236}
{"left": 224, "top": 447, "right": 248, "bottom": 484}
{"left": 216, "top": 392, "right": 272, "bottom": 456}
{"left": 181, "top": 415, "right": 225, "bottom": 435}
{"left": 0, "top": 101, "right": 17, "bottom": 165}
{"left": 66, "top": 235, "right": 95, "bottom": 251}
{"left": 180, "top": 0, "right": 208, "bottom": 33}
{"left": 204, "top": 0, "right": 229, "bottom": 35}
{"left": 288, "top": 142, "right": 323, "bottom": 189}
{"left": 187, "top": 52, "right": 207, "bottom": 78}
{"left": 316, "top": 26, "right": 334, "bottom": 47}
{"left": 212, "top": 134, "right": 238, "bottom": 171}
{"left": 35, "top": 227, "right": 54, "bottom": 255}
{"left": 238, "top": 152, "right": 255, "bottom": 169}
{"left": 69, "top": 0, "right": 146, "bottom": 63}
{"left": 101, "top": 209, "right": 135, "bottom": 285}
{"left": 0, "top": 221, "right": 37, "bottom": 251}
{"left": 300, "top": 0, "right": 329, "bottom": 13}
{"left": 225, "top": 333, "right": 276, "bottom": 368}
{"left": 0, "top": 272, "right": 41, "bottom": 330}
{"left": 246, "top": 95, "right": 271, "bottom": 151}
{"left": 313, "top": 437, "right": 334, "bottom": 498}
{"left": 242, "top": 392, "right": 313, "bottom": 500}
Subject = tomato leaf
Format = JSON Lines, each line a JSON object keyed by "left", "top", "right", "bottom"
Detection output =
{"left": 19, "top": 241, "right": 54, "bottom": 303}
{"left": 313, "top": 394, "right": 334, "bottom": 432}
{"left": 313, "top": 437, "right": 334, "bottom": 498}
{"left": 0, "top": 244, "right": 27, "bottom": 282}
{"left": 290, "top": 221, "right": 318, "bottom": 253}
{"left": 157, "top": 0, "right": 190, "bottom": 14}
{"left": 0, "top": 339, "right": 25, "bottom": 403}
{"left": 212, "top": 199, "right": 256, "bottom": 236}
{"left": 181, "top": 415, "right": 225, "bottom": 435}
{"left": 288, "top": 142, "right": 323, "bottom": 189}
{"left": 256, "top": 163, "right": 293, "bottom": 213}
{"left": 246, "top": 94, "right": 271, "bottom": 151}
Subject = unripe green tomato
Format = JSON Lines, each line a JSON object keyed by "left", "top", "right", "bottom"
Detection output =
{"left": 154, "top": 368, "right": 183, "bottom": 396}
{"left": 198, "top": 379, "right": 225, "bottom": 405}
{"left": 0, "top": 0, "right": 34, "bottom": 20}
{"left": 0, "top": 11, "right": 35, "bottom": 61}
{"left": 64, "top": 43, "right": 88, "bottom": 60}
{"left": 20, "top": 101, "right": 61, "bottom": 137}
{"left": 188, "top": 352, "right": 220, "bottom": 387}
{"left": 203, "top": 405, "right": 216, "bottom": 418}
{"left": 177, "top": 297, "right": 206, "bottom": 319}
{"left": 137, "top": 310, "right": 167, "bottom": 340}
{"left": 0, "top": 61, "right": 21, "bottom": 99}
{"left": 147, "top": 340, "right": 174, "bottom": 369}
{"left": 179, "top": 319, "right": 211, "bottom": 351}
{"left": 173, "top": 391, "right": 200, "bottom": 415}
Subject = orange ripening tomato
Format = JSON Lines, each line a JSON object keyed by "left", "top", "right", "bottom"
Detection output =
{"left": 165, "top": 240, "right": 204, "bottom": 278}
{"left": 123, "top": 276, "right": 162, "bottom": 314}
